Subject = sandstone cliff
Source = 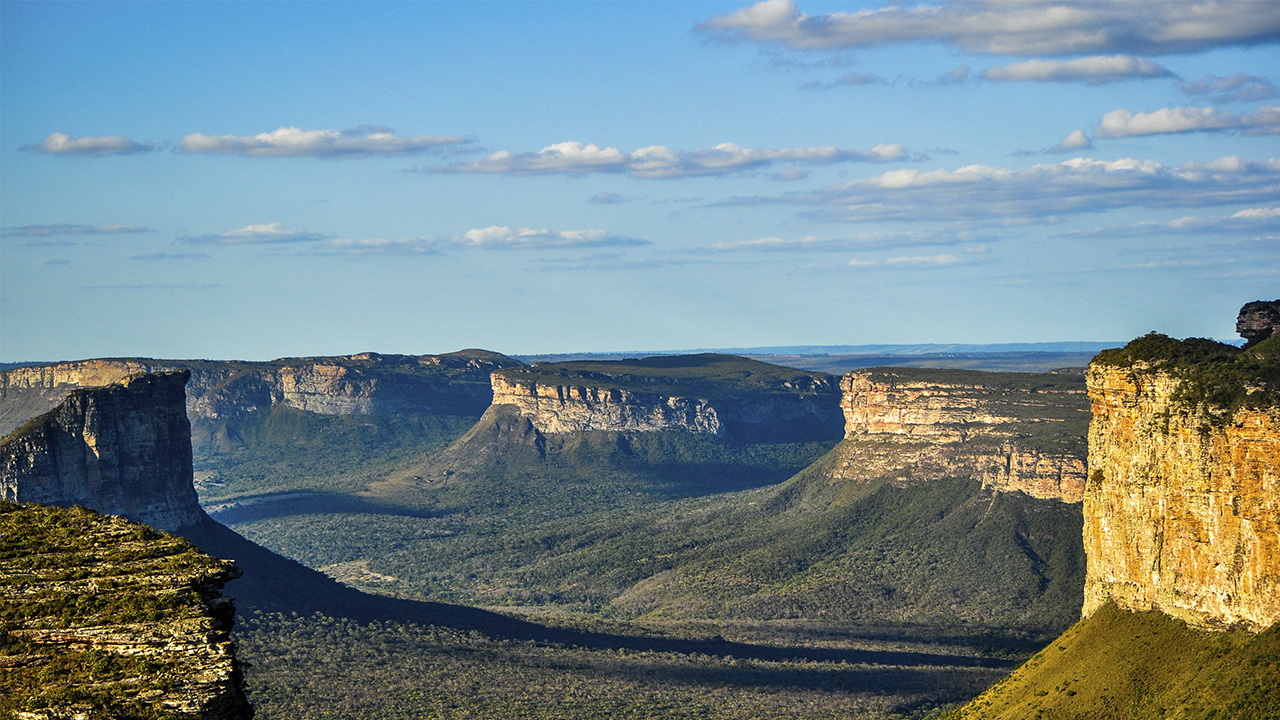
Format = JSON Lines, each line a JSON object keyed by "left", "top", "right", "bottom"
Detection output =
{"left": 1083, "top": 349, "right": 1280, "bottom": 631}
{"left": 488, "top": 354, "right": 844, "bottom": 443}
{"left": 0, "top": 502, "right": 252, "bottom": 719}
{"left": 828, "top": 368, "right": 1089, "bottom": 502}
{"left": 1, "top": 371, "right": 205, "bottom": 532}
{"left": 0, "top": 350, "right": 522, "bottom": 441}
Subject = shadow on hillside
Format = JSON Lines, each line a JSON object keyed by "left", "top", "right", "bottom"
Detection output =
{"left": 181, "top": 514, "right": 1014, "bottom": 672}
{"left": 203, "top": 491, "right": 446, "bottom": 525}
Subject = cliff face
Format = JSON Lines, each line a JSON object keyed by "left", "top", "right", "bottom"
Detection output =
{"left": 489, "top": 367, "right": 844, "bottom": 442}
{"left": 1, "top": 371, "right": 205, "bottom": 532}
{"left": 0, "top": 350, "right": 522, "bottom": 441}
{"left": 1083, "top": 363, "right": 1280, "bottom": 631}
{"left": 0, "top": 502, "right": 252, "bottom": 719}
{"left": 831, "top": 369, "right": 1089, "bottom": 502}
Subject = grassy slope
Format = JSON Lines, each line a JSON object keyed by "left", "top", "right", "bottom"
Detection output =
{"left": 950, "top": 602, "right": 1280, "bottom": 720}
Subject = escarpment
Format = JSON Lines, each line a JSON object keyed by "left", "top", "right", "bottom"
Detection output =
{"left": 1082, "top": 333, "right": 1280, "bottom": 631}
{"left": 1, "top": 371, "right": 206, "bottom": 532}
{"left": 488, "top": 354, "right": 844, "bottom": 442}
{"left": 828, "top": 368, "right": 1089, "bottom": 502}
{"left": 0, "top": 350, "right": 523, "bottom": 440}
{"left": 0, "top": 502, "right": 252, "bottom": 719}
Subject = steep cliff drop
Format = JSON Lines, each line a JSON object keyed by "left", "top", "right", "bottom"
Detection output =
{"left": 952, "top": 303, "right": 1280, "bottom": 719}
{"left": 826, "top": 367, "right": 1089, "bottom": 502}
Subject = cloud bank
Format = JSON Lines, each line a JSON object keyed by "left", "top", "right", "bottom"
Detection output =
{"left": 1, "top": 224, "right": 152, "bottom": 237}
{"left": 1178, "top": 73, "right": 1278, "bottom": 103}
{"left": 734, "top": 156, "right": 1280, "bottom": 222}
{"left": 983, "top": 55, "right": 1172, "bottom": 84}
{"left": 434, "top": 141, "right": 916, "bottom": 178}
{"left": 696, "top": 0, "right": 1280, "bottom": 56}
{"left": 21, "top": 133, "right": 155, "bottom": 156}
{"left": 1096, "top": 106, "right": 1280, "bottom": 137}
{"left": 454, "top": 226, "right": 649, "bottom": 250}
{"left": 178, "top": 126, "right": 470, "bottom": 158}
{"left": 179, "top": 223, "right": 330, "bottom": 245}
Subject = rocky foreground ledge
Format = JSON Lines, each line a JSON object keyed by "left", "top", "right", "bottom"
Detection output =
{"left": 0, "top": 502, "right": 252, "bottom": 719}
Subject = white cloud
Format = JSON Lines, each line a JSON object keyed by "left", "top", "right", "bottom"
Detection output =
{"left": 1048, "top": 129, "right": 1094, "bottom": 154}
{"left": 696, "top": 0, "right": 1280, "bottom": 56}
{"left": 1, "top": 224, "right": 152, "bottom": 237}
{"left": 435, "top": 141, "right": 916, "bottom": 178}
{"left": 589, "top": 192, "right": 634, "bottom": 204}
{"left": 21, "top": 133, "right": 155, "bottom": 156}
{"left": 453, "top": 226, "right": 649, "bottom": 250}
{"left": 177, "top": 126, "right": 469, "bottom": 158}
{"left": 1179, "top": 73, "right": 1279, "bottom": 103}
{"left": 179, "top": 223, "right": 330, "bottom": 245}
{"left": 983, "top": 56, "right": 1171, "bottom": 84}
{"left": 771, "top": 168, "right": 809, "bottom": 181}
{"left": 313, "top": 237, "right": 441, "bottom": 256}
{"left": 707, "top": 230, "right": 979, "bottom": 252}
{"left": 128, "top": 252, "right": 210, "bottom": 261}
{"left": 732, "top": 156, "right": 1280, "bottom": 222}
{"left": 885, "top": 253, "right": 960, "bottom": 266}
{"left": 1096, "top": 106, "right": 1280, "bottom": 137}
{"left": 1063, "top": 206, "right": 1280, "bottom": 238}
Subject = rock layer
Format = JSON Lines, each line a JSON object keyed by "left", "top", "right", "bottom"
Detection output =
{"left": 833, "top": 369, "right": 1088, "bottom": 502}
{"left": 1, "top": 371, "right": 204, "bottom": 532}
{"left": 489, "top": 367, "right": 844, "bottom": 442}
{"left": 1083, "top": 363, "right": 1280, "bottom": 631}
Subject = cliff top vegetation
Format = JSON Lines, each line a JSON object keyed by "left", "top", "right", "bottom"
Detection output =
{"left": 1093, "top": 332, "right": 1280, "bottom": 417}
{"left": 494, "top": 353, "right": 836, "bottom": 398}
{"left": 0, "top": 502, "right": 244, "bottom": 719}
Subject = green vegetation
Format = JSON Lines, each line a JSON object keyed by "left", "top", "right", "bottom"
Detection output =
{"left": 1094, "top": 332, "right": 1280, "bottom": 421}
{"left": 498, "top": 353, "right": 837, "bottom": 399}
{"left": 237, "top": 610, "right": 1012, "bottom": 720}
{"left": 0, "top": 502, "right": 234, "bottom": 719}
{"left": 949, "top": 602, "right": 1280, "bottom": 720}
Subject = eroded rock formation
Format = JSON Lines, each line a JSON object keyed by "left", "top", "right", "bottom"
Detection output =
{"left": 1, "top": 371, "right": 205, "bottom": 532}
{"left": 830, "top": 369, "right": 1089, "bottom": 502}
{"left": 1236, "top": 299, "right": 1280, "bottom": 347}
{"left": 0, "top": 503, "right": 252, "bottom": 719}
{"left": 1083, "top": 362, "right": 1280, "bottom": 631}
{"left": 489, "top": 362, "right": 844, "bottom": 442}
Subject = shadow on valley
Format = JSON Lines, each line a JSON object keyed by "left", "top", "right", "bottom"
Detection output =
{"left": 183, "top": 515, "right": 1015, "bottom": 671}
{"left": 204, "top": 490, "right": 450, "bottom": 525}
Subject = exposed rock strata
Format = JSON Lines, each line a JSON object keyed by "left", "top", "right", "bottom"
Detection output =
{"left": 1083, "top": 362, "right": 1280, "bottom": 631}
{"left": 489, "top": 367, "right": 844, "bottom": 442}
{"left": 1, "top": 371, "right": 205, "bottom": 532}
{"left": 0, "top": 503, "right": 252, "bottom": 719}
{"left": 0, "top": 350, "right": 522, "bottom": 440}
{"left": 832, "top": 369, "right": 1088, "bottom": 502}
{"left": 1236, "top": 299, "right": 1280, "bottom": 346}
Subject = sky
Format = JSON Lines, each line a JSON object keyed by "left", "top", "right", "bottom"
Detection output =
{"left": 2, "top": 1, "right": 1278, "bottom": 361}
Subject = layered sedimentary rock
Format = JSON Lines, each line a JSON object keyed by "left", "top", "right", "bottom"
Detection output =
{"left": 0, "top": 350, "right": 522, "bottom": 439}
{"left": 831, "top": 369, "right": 1089, "bottom": 502}
{"left": 489, "top": 359, "right": 843, "bottom": 442}
{"left": 0, "top": 503, "right": 252, "bottom": 719}
{"left": 1, "top": 371, "right": 205, "bottom": 532}
{"left": 1083, "top": 363, "right": 1280, "bottom": 631}
{"left": 1236, "top": 299, "right": 1280, "bottom": 346}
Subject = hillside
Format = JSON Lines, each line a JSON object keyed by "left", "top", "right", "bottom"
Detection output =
{"left": 0, "top": 502, "right": 251, "bottom": 719}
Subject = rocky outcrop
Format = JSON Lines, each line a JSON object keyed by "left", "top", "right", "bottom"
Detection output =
{"left": 1, "top": 371, "right": 205, "bottom": 532}
{"left": 832, "top": 369, "right": 1089, "bottom": 502}
{"left": 1082, "top": 362, "right": 1280, "bottom": 631}
{"left": 1236, "top": 299, "right": 1280, "bottom": 346}
{"left": 0, "top": 350, "right": 523, "bottom": 440}
{"left": 0, "top": 502, "right": 252, "bottom": 719}
{"left": 489, "top": 358, "right": 844, "bottom": 442}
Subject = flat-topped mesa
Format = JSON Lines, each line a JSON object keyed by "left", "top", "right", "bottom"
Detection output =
{"left": 833, "top": 368, "right": 1089, "bottom": 502}
{"left": 0, "top": 371, "right": 205, "bottom": 532}
{"left": 1083, "top": 330, "right": 1280, "bottom": 631}
{"left": 0, "top": 349, "right": 524, "bottom": 439}
{"left": 488, "top": 354, "right": 844, "bottom": 443}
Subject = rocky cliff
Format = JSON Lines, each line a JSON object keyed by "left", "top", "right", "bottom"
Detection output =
{"left": 0, "top": 350, "right": 523, "bottom": 442}
{"left": 1082, "top": 338, "right": 1280, "bottom": 631}
{"left": 829, "top": 368, "right": 1089, "bottom": 502}
{"left": 0, "top": 502, "right": 252, "bottom": 719}
{"left": 488, "top": 354, "right": 844, "bottom": 443}
{"left": 1, "top": 371, "right": 205, "bottom": 532}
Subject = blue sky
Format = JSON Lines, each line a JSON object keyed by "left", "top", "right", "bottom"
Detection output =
{"left": 2, "top": 1, "right": 1277, "bottom": 361}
